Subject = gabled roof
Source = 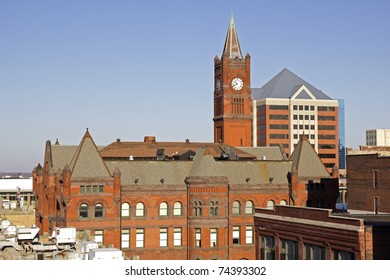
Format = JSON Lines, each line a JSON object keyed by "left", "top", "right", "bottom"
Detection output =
{"left": 222, "top": 14, "right": 243, "bottom": 59}
{"left": 190, "top": 147, "right": 222, "bottom": 177}
{"left": 252, "top": 68, "right": 332, "bottom": 100}
{"left": 69, "top": 130, "right": 111, "bottom": 179}
{"left": 289, "top": 135, "right": 330, "bottom": 178}
{"left": 51, "top": 145, "right": 78, "bottom": 171}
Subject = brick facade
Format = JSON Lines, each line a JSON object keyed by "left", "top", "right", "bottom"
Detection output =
{"left": 347, "top": 153, "right": 390, "bottom": 213}
{"left": 254, "top": 205, "right": 373, "bottom": 260}
{"left": 32, "top": 131, "right": 339, "bottom": 260}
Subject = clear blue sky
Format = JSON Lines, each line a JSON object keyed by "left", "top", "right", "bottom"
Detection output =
{"left": 1, "top": 0, "right": 389, "bottom": 172}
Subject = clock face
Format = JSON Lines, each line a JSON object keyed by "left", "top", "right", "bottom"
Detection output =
{"left": 215, "top": 78, "right": 221, "bottom": 93}
{"left": 231, "top": 77, "right": 243, "bottom": 91}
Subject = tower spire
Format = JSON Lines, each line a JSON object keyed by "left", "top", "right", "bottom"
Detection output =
{"left": 222, "top": 13, "right": 243, "bottom": 59}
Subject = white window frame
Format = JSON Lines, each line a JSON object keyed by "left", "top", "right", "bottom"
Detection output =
{"left": 136, "top": 228, "right": 144, "bottom": 248}
{"left": 232, "top": 201, "right": 241, "bottom": 215}
{"left": 195, "top": 228, "right": 201, "bottom": 247}
{"left": 266, "top": 200, "right": 275, "bottom": 210}
{"left": 94, "top": 230, "right": 104, "bottom": 245}
{"left": 173, "top": 201, "right": 182, "bottom": 216}
{"left": 160, "top": 228, "right": 168, "bottom": 247}
{"left": 232, "top": 226, "right": 240, "bottom": 244}
{"left": 121, "top": 202, "right": 130, "bottom": 217}
{"left": 136, "top": 202, "right": 145, "bottom": 217}
{"left": 159, "top": 202, "right": 168, "bottom": 216}
{"left": 245, "top": 225, "right": 253, "bottom": 244}
{"left": 121, "top": 229, "right": 130, "bottom": 248}
{"left": 210, "top": 228, "right": 217, "bottom": 247}
{"left": 245, "top": 201, "right": 254, "bottom": 214}
{"left": 174, "top": 228, "right": 182, "bottom": 247}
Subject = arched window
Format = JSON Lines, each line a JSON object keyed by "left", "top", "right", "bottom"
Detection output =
{"left": 173, "top": 202, "right": 182, "bottom": 216}
{"left": 232, "top": 200, "right": 241, "bottom": 215}
{"left": 95, "top": 203, "right": 104, "bottom": 218}
{"left": 245, "top": 200, "right": 254, "bottom": 214}
{"left": 136, "top": 202, "right": 145, "bottom": 217}
{"left": 159, "top": 202, "right": 168, "bottom": 216}
{"left": 266, "top": 200, "right": 275, "bottom": 210}
{"left": 79, "top": 203, "right": 88, "bottom": 218}
{"left": 121, "top": 202, "right": 130, "bottom": 217}
{"left": 280, "top": 200, "right": 288, "bottom": 206}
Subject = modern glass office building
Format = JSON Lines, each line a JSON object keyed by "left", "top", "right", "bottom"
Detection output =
{"left": 338, "top": 99, "right": 346, "bottom": 170}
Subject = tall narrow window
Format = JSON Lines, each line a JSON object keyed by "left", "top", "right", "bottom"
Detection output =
{"left": 232, "top": 201, "right": 241, "bottom": 215}
{"left": 374, "top": 196, "right": 379, "bottom": 214}
{"left": 160, "top": 228, "right": 168, "bottom": 247}
{"left": 195, "top": 228, "right": 201, "bottom": 247}
{"left": 210, "top": 228, "right": 218, "bottom": 247}
{"left": 174, "top": 228, "right": 182, "bottom": 247}
{"left": 232, "top": 226, "right": 240, "bottom": 244}
{"left": 373, "top": 170, "right": 378, "bottom": 188}
{"left": 121, "top": 202, "right": 130, "bottom": 217}
{"left": 121, "top": 229, "right": 130, "bottom": 248}
{"left": 173, "top": 202, "right": 182, "bottom": 216}
{"left": 94, "top": 203, "right": 104, "bottom": 218}
{"left": 136, "top": 229, "right": 144, "bottom": 248}
{"left": 79, "top": 203, "right": 88, "bottom": 218}
{"left": 245, "top": 201, "right": 254, "bottom": 214}
{"left": 210, "top": 201, "right": 219, "bottom": 216}
{"left": 136, "top": 202, "right": 145, "bottom": 217}
{"left": 245, "top": 225, "right": 253, "bottom": 244}
{"left": 94, "top": 230, "right": 104, "bottom": 245}
{"left": 194, "top": 201, "right": 202, "bottom": 216}
{"left": 159, "top": 202, "right": 168, "bottom": 216}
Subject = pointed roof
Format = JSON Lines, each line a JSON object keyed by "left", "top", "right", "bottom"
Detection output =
{"left": 69, "top": 129, "right": 111, "bottom": 179}
{"left": 289, "top": 135, "right": 330, "bottom": 178}
{"left": 252, "top": 68, "right": 332, "bottom": 100}
{"left": 222, "top": 14, "right": 243, "bottom": 59}
{"left": 190, "top": 147, "right": 221, "bottom": 177}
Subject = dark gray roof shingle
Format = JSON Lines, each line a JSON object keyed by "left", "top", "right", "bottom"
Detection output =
{"left": 252, "top": 68, "right": 332, "bottom": 100}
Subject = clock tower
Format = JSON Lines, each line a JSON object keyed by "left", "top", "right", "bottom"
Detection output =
{"left": 213, "top": 15, "right": 252, "bottom": 147}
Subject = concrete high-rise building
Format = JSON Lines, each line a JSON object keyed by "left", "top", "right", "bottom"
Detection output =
{"left": 366, "top": 129, "right": 390, "bottom": 146}
{"left": 252, "top": 69, "right": 339, "bottom": 171}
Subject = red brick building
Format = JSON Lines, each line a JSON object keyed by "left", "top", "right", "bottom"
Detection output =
{"left": 254, "top": 205, "right": 390, "bottom": 260}
{"left": 33, "top": 131, "right": 338, "bottom": 260}
{"left": 213, "top": 16, "right": 339, "bottom": 172}
{"left": 347, "top": 151, "right": 390, "bottom": 213}
{"left": 213, "top": 15, "right": 252, "bottom": 147}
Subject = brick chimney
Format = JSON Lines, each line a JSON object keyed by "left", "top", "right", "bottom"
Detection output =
{"left": 144, "top": 136, "right": 156, "bottom": 143}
